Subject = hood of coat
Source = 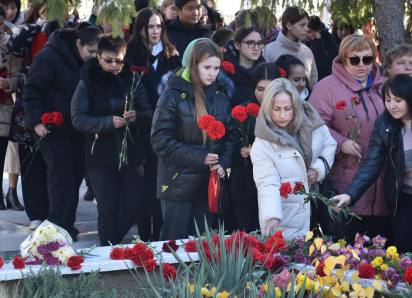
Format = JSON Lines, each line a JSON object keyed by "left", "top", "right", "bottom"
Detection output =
{"left": 167, "top": 17, "right": 210, "bottom": 36}
{"left": 254, "top": 101, "right": 325, "bottom": 166}
{"left": 46, "top": 29, "right": 84, "bottom": 70}
{"left": 224, "top": 41, "right": 265, "bottom": 86}
{"left": 80, "top": 57, "right": 133, "bottom": 98}
{"left": 276, "top": 31, "right": 301, "bottom": 52}
{"left": 331, "top": 56, "right": 386, "bottom": 93}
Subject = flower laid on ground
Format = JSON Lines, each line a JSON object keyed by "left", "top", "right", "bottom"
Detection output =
{"left": 144, "top": 259, "right": 158, "bottom": 272}
{"left": 184, "top": 240, "right": 197, "bottom": 253}
{"left": 12, "top": 256, "right": 25, "bottom": 269}
{"left": 0, "top": 256, "right": 3, "bottom": 269}
{"left": 162, "top": 239, "right": 179, "bottom": 253}
{"left": 404, "top": 266, "right": 412, "bottom": 285}
{"left": 67, "top": 255, "right": 84, "bottom": 270}
{"left": 358, "top": 262, "right": 376, "bottom": 279}
{"left": 109, "top": 247, "right": 124, "bottom": 260}
{"left": 109, "top": 242, "right": 158, "bottom": 272}
{"left": 162, "top": 263, "right": 177, "bottom": 280}
{"left": 265, "top": 231, "right": 286, "bottom": 253}
{"left": 316, "top": 262, "right": 327, "bottom": 277}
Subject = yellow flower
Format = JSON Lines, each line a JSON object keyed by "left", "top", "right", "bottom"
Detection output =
{"left": 275, "top": 287, "right": 282, "bottom": 297}
{"left": 386, "top": 246, "right": 397, "bottom": 257}
{"left": 188, "top": 283, "right": 194, "bottom": 294}
{"left": 201, "top": 288, "right": 209, "bottom": 296}
{"left": 263, "top": 283, "right": 268, "bottom": 292}
{"left": 216, "top": 291, "right": 229, "bottom": 298}
{"left": 380, "top": 264, "right": 388, "bottom": 271}
{"left": 375, "top": 274, "right": 382, "bottom": 280}
{"left": 373, "top": 257, "right": 383, "bottom": 267}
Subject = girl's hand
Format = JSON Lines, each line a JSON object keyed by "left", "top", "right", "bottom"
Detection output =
{"left": 204, "top": 153, "right": 218, "bottom": 165}
{"left": 113, "top": 116, "right": 126, "bottom": 128}
{"left": 35, "top": 123, "right": 50, "bottom": 137}
{"left": 210, "top": 164, "right": 225, "bottom": 178}
{"left": 263, "top": 218, "right": 279, "bottom": 236}
{"left": 240, "top": 146, "right": 250, "bottom": 158}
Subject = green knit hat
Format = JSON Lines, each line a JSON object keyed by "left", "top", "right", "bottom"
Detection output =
{"left": 181, "top": 38, "right": 209, "bottom": 68}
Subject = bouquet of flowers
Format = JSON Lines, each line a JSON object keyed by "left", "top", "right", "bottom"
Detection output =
{"left": 336, "top": 97, "right": 362, "bottom": 165}
{"left": 20, "top": 220, "right": 77, "bottom": 265}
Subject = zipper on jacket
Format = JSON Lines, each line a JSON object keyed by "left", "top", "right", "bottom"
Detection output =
{"left": 366, "top": 90, "right": 379, "bottom": 118}
{"left": 390, "top": 142, "right": 399, "bottom": 218}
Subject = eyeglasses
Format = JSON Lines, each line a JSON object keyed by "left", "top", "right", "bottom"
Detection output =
{"left": 242, "top": 41, "right": 266, "bottom": 49}
{"left": 346, "top": 56, "right": 374, "bottom": 66}
{"left": 100, "top": 56, "right": 124, "bottom": 66}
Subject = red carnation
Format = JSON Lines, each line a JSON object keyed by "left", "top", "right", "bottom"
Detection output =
{"left": 124, "top": 247, "right": 134, "bottom": 259}
{"left": 246, "top": 103, "right": 260, "bottom": 117}
{"left": 130, "top": 66, "right": 149, "bottom": 74}
{"left": 350, "top": 97, "right": 361, "bottom": 106}
{"left": 221, "top": 61, "right": 235, "bottom": 74}
{"left": 67, "top": 255, "right": 84, "bottom": 270}
{"left": 279, "top": 67, "right": 287, "bottom": 78}
{"left": 184, "top": 240, "right": 197, "bottom": 253}
{"left": 162, "top": 239, "right": 179, "bottom": 253}
{"left": 265, "top": 231, "right": 285, "bottom": 253}
{"left": 358, "top": 262, "right": 376, "bottom": 279}
{"left": 279, "top": 182, "right": 292, "bottom": 199}
{"left": 316, "top": 262, "right": 327, "bottom": 277}
{"left": 144, "top": 259, "right": 158, "bottom": 272}
{"left": 293, "top": 182, "right": 305, "bottom": 192}
{"left": 52, "top": 111, "right": 63, "bottom": 126}
{"left": 231, "top": 105, "right": 248, "bottom": 122}
{"left": 110, "top": 247, "right": 124, "bottom": 260}
{"left": 130, "top": 66, "right": 140, "bottom": 72}
{"left": 213, "top": 235, "right": 220, "bottom": 246}
{"left": 252, "top": 248, "right": 261, "bottom": 263}
{"left": 206, "top": 121, "right": 225, "bottom": 140}
{"left": 404, "top": 266, "right": 412, "bottom": 285}
{"left": 131, "top": 243, "right": 146, "bottom": 255}
{"left": 335, "top": 100, "right": 347, "bottom": 111}
{"left": 12, "top": 256, "right": 26, "bottom": 269}
{"left": 162, "top": 263, "right": 177, "bottom": 280}
{"left": 41, "top": 113, "right": 54, "bottom": 124}
{"left": 198, "top": 115, "right": 216, "bottom": 130}
{"left": 0, "top": 256, "right": 3, "bottom": 269}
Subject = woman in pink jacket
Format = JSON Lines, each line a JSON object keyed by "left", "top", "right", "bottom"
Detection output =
{"left": 309, "top": 34, "right": 391, "bottom": 243}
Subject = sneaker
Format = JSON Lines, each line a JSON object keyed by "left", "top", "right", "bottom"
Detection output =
{"left": 83, "top": 186, "right": 94, "bottom": 201}
{"left": 93, "top": 198, "right": 97, "bottom": 206}
{"left": 29, "top": 220, "right": 42, "bottom": 230}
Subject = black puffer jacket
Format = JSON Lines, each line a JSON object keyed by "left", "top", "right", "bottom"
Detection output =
{"left": 151, "top": 70, "right": 237, "bottom": 202}
{"left": 305, "top": 29, "right": 339, "bottom": 81}
{"left": 165, "top": 17, "right": 212, "bottom": 57}
{"left": 22, "top": 29, "right": 84, "bottom": 134}
{"left": 230, "top": 95, "right": 259, "bottom": 203}
{"left": 224, "top": 41, "right": 265, "bottom": 108}
{"left": 71, "top": 58, "right": 152, "bottom": 168}
{"left": 345, "top": 112, "right": 403, "bottom": 217}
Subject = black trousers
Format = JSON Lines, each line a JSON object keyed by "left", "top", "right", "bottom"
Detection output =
{"left": 88, "top": 166, "right": 144, "bottom": 246}
{"left": 0, "top": 137, "right": 8, "bottom": 185}
{"left": 391, "top": 192, "right": 412, "bottom": 254}
{"left": 39, "top": 132, "right": 85, "bottom": 238}
{"left": 233, "top": 200, "right": 259, "bottom": 233}
{"left": 19, "top": 143, "right": 49, "bottom": 221}
{"left": 160, "top": 199, "right": 214, "bottom": 241}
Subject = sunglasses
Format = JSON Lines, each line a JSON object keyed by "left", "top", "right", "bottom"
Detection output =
{"left": 100, "top": 56, "right": 124, "bottom": 66}
{"left": 346, "top": 56, "right": 374, "bottom": 66}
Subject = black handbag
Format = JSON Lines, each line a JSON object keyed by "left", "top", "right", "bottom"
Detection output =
{"left": 310, "top": 156, "right": 345, "bottom": 241}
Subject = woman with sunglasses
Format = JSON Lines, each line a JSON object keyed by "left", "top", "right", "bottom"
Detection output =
{"left": 224, "top": 26, "right": 265, "bottom": 108}
{"left": 309, "top": 34, "right": 390, "bottom": 243}
{"left": 72, "top": 34, "right": 152, "bottom": 246}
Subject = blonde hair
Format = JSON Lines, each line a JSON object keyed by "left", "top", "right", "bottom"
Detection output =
{"left": 339, "top": 34, "right": 378, "bottom": 64}
{"left": 261, "top": 78, "right": 304, "bottom": 134}
{"left": 162, "top": 0, "right": 175, "bottom": 8}
{"left": 187, "top": 39, "right": 222, "bottom": 143}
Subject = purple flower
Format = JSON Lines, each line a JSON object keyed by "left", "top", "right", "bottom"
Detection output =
{"left": 283, "top": 244, "right": 294, "bottom": 251}
{"left": 48, "top": 241, "right": 61, "bottom": 251}
{"left": 44, "top": 253, "right": 59, "bottom": 265}
{"left": 37, "top": 244, "right": 49, "bottom": 255}
{"left": 295, "top": 238, "right": 304, "bottom": 248}
{"left": 399, "top": 256, "right": 412, "bottom": 270}
{"left": 373, "top": 235, "right": 387, "bottom": 247}
{"left": 26, "top": 256, "right": 42, "bottom": 265}
{"left": 294, "top": 249, "right": 306, "bottom": 263}
{"left": 384, "top": 267, "right": 397, "bottom": 278}
{"left": 392, "top": 273, "right": 401, "bottom": 283}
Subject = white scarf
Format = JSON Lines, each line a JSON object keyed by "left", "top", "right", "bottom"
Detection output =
{"left": 152, "top": 41, "right": 163, "bottom": 70}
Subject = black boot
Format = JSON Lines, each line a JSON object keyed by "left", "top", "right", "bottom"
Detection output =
{"left": 0, "top": 195, "right": 5, "bottom": 210}
{"left": 83, "top": 186, "right": 94, "bottom": 201}
{"left": 6, "top": 187, "right": 24, "bottom": 211}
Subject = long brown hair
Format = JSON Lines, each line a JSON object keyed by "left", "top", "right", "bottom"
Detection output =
{"left": 185, "top": 39, "right": 221, "bottom": 143}
{"left": 127, "top": 7, "right": 177, "bottom": 64}
{"left": 22, "top": 1, "right": 45, "bottom": 25}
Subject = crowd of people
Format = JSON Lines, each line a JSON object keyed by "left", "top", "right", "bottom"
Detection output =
{"left": 0, "top": 0, "right": 411, "bottom": 254}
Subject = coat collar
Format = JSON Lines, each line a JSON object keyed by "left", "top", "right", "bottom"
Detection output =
{"left": 276, "top": 31, "right": 301, "bottom": 52}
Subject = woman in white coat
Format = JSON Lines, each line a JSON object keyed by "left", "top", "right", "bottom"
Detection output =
{"left": 251, "top": 78, "right": 336, "bottom": 239}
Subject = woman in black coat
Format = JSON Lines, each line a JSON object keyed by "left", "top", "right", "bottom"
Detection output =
{"left": 22, "top": 22, "right": 103, "bottom": 241}
{"left": 126, "top": 8, "right": 180, "bottom": 241}
{"left": 151, "top": 39, "right": 237, "bottom": 240}
{"left": 224, "top": 26, "right": 265, "bottom": 108}
{"left": 333, "top": 74, "right": 412, "bottom": 253}
{"left": 231, "top": 63, "right": 282, "bottom": 233}
{"left": 72, "top": 34, "right": 152, "bottom": 246}
{"left": 304, "top": 16, "right": 339, "bottom": 81}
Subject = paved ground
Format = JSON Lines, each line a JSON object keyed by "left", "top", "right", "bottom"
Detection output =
{"left": 0, "top": 175, "right": 138, "bottom": 255}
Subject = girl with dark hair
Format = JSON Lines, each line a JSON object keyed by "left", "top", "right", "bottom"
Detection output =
{"left": 224, "top": 26, "right": 265, "bottom": 107}
{"left": 333, "top": 74, "right": 412, "bottom": 253}
{"left": 264, "top": 6, "right": 318, "bottom": 89}
{"left": 151, "top": 39, "right": 236, "bottom": 240}
{"left": 0, "top": 0, "right": 23, "bottom": 27}
{"left": 305, "top": 15, "right": 339, "bottom": 81}
{"left": 72, "top": 34, "right": 152, "bottom": 246}
{"left": 231, "top": 63, "right": 282, "bottom": 233}
{"left": 275, "top": 54, "right": 310, "bottom": 101}
{"left": 22, "top": 23, "right": 103, "bottom": 241}
{"left": 331, "top": 19, "right": 355, "bottom": 45}
{"left": 126, "top": 7, "right": 180, "bottom": 241}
